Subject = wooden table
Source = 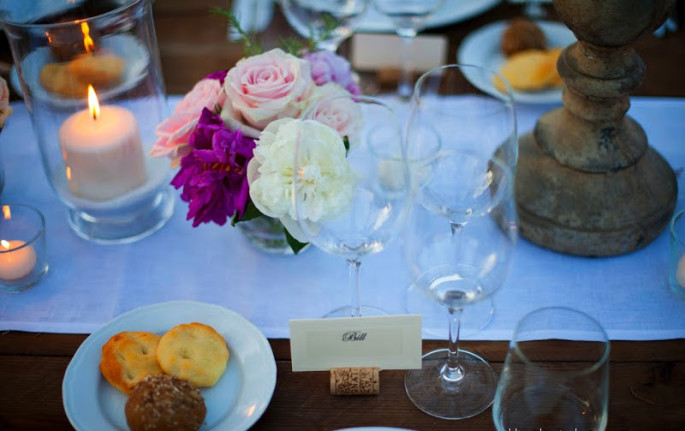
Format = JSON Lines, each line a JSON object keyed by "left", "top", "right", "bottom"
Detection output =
{"left": 1, "top": 336, "right": 684, "bottom": 430}
{"left": 1, "top": 1, "right": 685, "bottom": 430}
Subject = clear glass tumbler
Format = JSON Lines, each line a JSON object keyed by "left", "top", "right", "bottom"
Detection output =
{"left": 493, "top": 307, "right": 610, "bottom": 431}
{"left": 0, "top": 0, "right": 174, "bottom": 243}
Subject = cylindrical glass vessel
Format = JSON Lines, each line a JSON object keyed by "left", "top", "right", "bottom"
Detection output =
{"left": 0, "top": 0, "right": 173, "bottom": 243}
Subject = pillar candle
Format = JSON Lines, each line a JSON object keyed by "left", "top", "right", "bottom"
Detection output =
{"left": 58, "top": 102, "right": 147, "bottom": 201}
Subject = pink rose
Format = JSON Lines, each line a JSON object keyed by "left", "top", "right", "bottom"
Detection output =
{"left": 151, "top": 78, "right": 226, "bottom": 165}
{"left": 305, "top": 83, "right": 362, "bottom": 142}
{"left": 221, "top": 48, "right": 314, "bottom": 137}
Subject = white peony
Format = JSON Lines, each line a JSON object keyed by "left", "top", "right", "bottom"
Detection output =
{"left": 247, "top": 118, "right": 356, "bottom": 242}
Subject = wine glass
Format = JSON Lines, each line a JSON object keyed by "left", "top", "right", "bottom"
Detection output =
{"left": 493, "top": 307, "right": 610, "bottom": 431}
{"left": 372, "top": 0, "right": 445, "bottom": 98}
{"left": 402, "top": 124, "right": 496, "bottom": 337}
{"left": 408, "top": 64, "right": 517, "bottom": 262}
{"left": 280, "top": 0, "right": 369, "bottom": 52}
{"left": 404, "top": 199, "right": 498, "bottom": 339}
{"left": 402, "top": 64, "right": 518, "bottom": 419}
{"left": 403, "top": 161, "right": 517, "bottom": 419}
{"left": 293, "top": 94, "right": 410, "bottom": 317}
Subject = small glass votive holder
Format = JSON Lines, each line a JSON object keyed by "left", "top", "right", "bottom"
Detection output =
{"left": 0, "top": 204, "right": 48, "bottom": 292}
{"left": 669, "top": 209, "right": 685, "bottom": 299}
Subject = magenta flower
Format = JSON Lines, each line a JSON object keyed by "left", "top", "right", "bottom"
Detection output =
{"left": 303, "top": 50, "right": 361, "bottom": 95}
{"left": 171, "top": 108, "right": 256, "bottom": 227}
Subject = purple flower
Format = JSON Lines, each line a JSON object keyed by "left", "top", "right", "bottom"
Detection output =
{"left": 171, "top": 108, "right": 256, "bottom": 227}
{"left": 204, "top": 69, "right": 229, "bottom": 85}
{"left": 303, "top": 50, "right": 361, "bottom": 95}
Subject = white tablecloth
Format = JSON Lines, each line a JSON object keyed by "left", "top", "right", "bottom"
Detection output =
{"left": 1, "top": 97, "right": 684, "bottom": 340}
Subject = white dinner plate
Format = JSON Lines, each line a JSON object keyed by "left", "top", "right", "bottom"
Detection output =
{"left": 62, "top": 301, "right": 276, "bottom": 431}
{"left": 357, "top": 0, "right": 499, "bottom": 33}
{"left": 457, "top": 20, "right": 576, "bottom": 104}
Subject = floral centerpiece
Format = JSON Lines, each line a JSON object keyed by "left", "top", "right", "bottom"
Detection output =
{"left": 150, "top": 12, "right": 362, "bottom": 254}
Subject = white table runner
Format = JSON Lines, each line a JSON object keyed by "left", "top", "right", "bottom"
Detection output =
{"left": 1, "top": 97, "right": 684, "bottom": 340}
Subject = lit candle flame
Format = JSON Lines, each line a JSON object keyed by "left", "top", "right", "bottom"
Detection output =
{"left": 81, "top": 22, "right": 95, "bottom": 53}
{"left": 2, "top": 205, "right": 10, "bottom": 220}
{"left": 1, "top": 240, "right": 10, "bottom": 250}
{"left": 88, "top": 85, "right": 100, "bottom": 120}
{"left": 66, "top": 166, "right": 72, "bottom": 181}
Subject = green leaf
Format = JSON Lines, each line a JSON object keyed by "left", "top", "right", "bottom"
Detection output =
{"left": 343, "top": 136, "right": 350, "bottom": 156}
{"left": 231, "top": 201, "right": 264, "bottom": 226}
{"left": 284, "top": 228, "right": 308, "bottom": 254}
{"left": 279, "top": 36, "right": 306, "bottom": 56}
{"left": 211, "top": 6, "right": 263, "bottom": 56}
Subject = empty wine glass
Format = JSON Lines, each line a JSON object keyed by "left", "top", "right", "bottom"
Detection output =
{"left": 293, "top": 94, "right": 410, "bottom": 317}
{"left": 403, "top": 159, "right": 517, "bottom": 419}
{"left": 493, "top": 307, "right": 610, "bottom": 431}
{"left": 372, "top": 0, "right": 445, "bottom": 98}
{"left": 408, "top": 64, "right": 517, "bottom": 260}
{"left": 401, "top": 123, "right": 497, "bottom": 337}
{"left": 280, "top": 0, "right": 369, "bottom": 51}
{"left": 402, "top": 64, "right": 518, "bottom": 419}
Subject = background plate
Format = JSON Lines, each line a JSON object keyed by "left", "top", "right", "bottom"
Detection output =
{"left": 357, "top": 0, "right": 499, "bottom": 33}
{"left": 62, "top": 300, "right": 276, "bottom": 431}
{"left": 457, "top": 20, "right": 576, "bottom": 104}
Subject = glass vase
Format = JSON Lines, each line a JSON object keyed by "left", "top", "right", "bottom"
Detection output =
{"left": 237, "top": 216, "right": 304, "bottom": 255}
{"left": 0, "top": 0, "right": 174, "bottom": 243}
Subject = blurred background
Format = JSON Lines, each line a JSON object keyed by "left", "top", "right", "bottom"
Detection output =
{"left": 0, "top": 0, "right": 683, "bottom": 100}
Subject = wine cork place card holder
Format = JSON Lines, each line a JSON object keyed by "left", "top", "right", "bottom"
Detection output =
{"left": 289, "top": 315, "right": 422, "bottom": 396}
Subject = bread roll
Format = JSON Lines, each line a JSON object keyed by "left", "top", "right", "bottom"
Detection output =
{"left": 156, "top": 322, "right": 229, "bottom": 387}
{"left": 125, "top": 374, "right": 206, "bottom": 431}
{"left": 100, "top": 331, "right": 165, "bottom": 395}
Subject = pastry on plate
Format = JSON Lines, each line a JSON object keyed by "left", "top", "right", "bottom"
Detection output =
{"left": 156, "top": 322, "right": 229, "bottom": 387}
{"left": 501, "top": 17, "right": 547, "bottom": 57}
{"left": 100, "top": 331, "right": 165, "bottom": 395}
{"left": 496, "top": 48, "right": 562, "bottom": 92}
{"left": 125, "top": 374, "right": 206, "bottom": 431}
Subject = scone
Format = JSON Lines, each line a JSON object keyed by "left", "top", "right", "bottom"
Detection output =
{"left": 100, "top": 331, "right": 165, "bottom": 395}
{"left": 156, "top": 322, "right": 229, "bottom": 387}
{"left": 125, "top": 374, "right": 206, "bottom": 431}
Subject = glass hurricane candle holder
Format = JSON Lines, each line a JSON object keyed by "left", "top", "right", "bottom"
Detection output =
{"left": 0, "top": 204, "right": 48, "bottom": 292}
{"left": 0, "top": 0, "right": 174, "bottom": 243}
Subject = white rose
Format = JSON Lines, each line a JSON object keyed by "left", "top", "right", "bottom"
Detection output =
{"left": 305, "top": 83, "right": 363, "bottom": 144}
{"left": 247, "top": 118, "right": 355, "bottom": 242}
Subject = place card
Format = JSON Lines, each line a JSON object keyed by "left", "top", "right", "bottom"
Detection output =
{"left": 289, "top": 315, "right": 422, "bottom": 372}
{"left": 350, "top": 33, "right": 447, "bottom": 73}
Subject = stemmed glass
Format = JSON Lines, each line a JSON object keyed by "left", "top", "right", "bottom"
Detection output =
{"left": 408, "top": 64, "right": 517, "bottom": 265}
{"left": 280, "top": 0, "right": 369, "bottom": 51}
{"left": 493, "top": 307, "right": 610, "bottom": 431}
{"left": 372, "top": 0, "right": 445, "bottom": 98}
{"left": 402, "top": 64, "right": 518, "bottom": 419}
{"left": 293, "top": 94, "right": 410, "bottom": 317}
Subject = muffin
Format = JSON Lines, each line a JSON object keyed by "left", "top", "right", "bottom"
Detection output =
{"left": 125, "top": 374, "right": 206, "bottom": 431}
{"left": 501, "top": 17, "right": 547, "bottom": 57}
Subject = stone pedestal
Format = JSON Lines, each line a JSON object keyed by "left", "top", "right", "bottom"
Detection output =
{"left": 515, "top": 0, "right": 677, "bottom": 256}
